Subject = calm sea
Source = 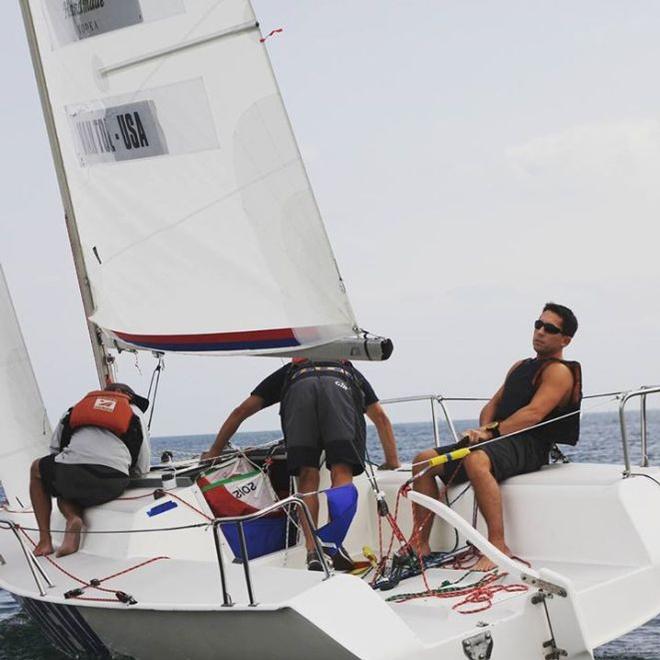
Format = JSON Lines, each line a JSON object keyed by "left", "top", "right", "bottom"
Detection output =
{"left": 1, "top": 410, "right": 658, "bottom": 659}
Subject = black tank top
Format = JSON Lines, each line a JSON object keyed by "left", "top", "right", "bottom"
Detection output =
{"left": 495, "top": 358, "right": 582, "bottom": 446}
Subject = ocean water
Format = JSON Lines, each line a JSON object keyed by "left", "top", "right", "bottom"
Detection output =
{"left": 1, "top": 410, "right": 659, "bottom": 659}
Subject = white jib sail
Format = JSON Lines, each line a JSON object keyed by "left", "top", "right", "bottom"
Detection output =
{"left": 22, "top": 0, "right": 361, "bottom": 355}
{"left": 0, "top": 266, "right": 51, "bottom": 506}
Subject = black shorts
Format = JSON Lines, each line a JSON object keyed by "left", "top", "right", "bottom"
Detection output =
{"left": 39, "top": 455, "right": 129, "bottom": 508}
{"left": 281, "top": 374, "right": 366, "bottom": 476}
{"left": 436, "top": 433, "right": 552, "bottom": 485}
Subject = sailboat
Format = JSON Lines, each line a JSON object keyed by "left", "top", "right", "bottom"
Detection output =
{"left": 2, "top": 1, "right": 660, "bottom": 658}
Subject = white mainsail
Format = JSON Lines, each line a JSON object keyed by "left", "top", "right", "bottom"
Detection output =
{"left": 22, "top": 0, "right": 382, "bottom": 357}
{"left": 0, "top": 266, "right": 50, "bottom": 506}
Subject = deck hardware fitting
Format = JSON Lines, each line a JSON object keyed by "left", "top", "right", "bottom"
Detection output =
{"left": 4, "top": 522, "right": 53, "bottom": 595}
{"left": 521, "top": 574, "right": 567, "bottom": 597}
{"left": 462, "top": 631, "right": 493, "bottom": 659}
{"left": 115, "top": 591, "right": 137, "bottom": 605}
{"left": 543, "top": 639, "right": 568, "bottom": 659}
{"left": 531, "top": 591, "right": 554, "bottom": 605}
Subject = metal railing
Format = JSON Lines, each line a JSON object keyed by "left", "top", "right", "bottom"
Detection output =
{"left": 5, "top": 388, "right": 657, "bottom": 603}
{"left": 1, "top": 495, "right": 329, "bottom": 606}
{"left": 617, "top": 385, "right": 660, "bottom": 476}
{"left": 0, "top": 521, "right": 54, "bottom": 597}
{"left": 212, "top": 495, "right": 331, "bottom": 607}
{"left": 382, "top": 388, "right": 659, "bottom": 476}
{"left": 379, "top": 394, "right": 488, "bottom": 447}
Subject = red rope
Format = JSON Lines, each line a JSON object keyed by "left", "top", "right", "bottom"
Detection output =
{"left": 369, "top": 457, "right": 471, "bottom": 590}
{"left": 115, "top": 492, "right": 157, "bottom": 501}
{"left": 94, "top": 556, "right": 170, "bottom": 588}
{"left": 452, "top": 576, "right": 528, "bottom": 614}
{"left": 390, "top": 570, "right": 528, "bottom": 613}
{"left": 450, "top": 546, "right": 480, "bottom": 570}
{"left": 19, "top": 526, "right": 87, "bottom": 586}
{"left": 388, "top": 458, "right": 466, "bottom": 590}
{"left": 260, "top": 28, "right": 283, "bottom": 43}
{"left": 166, "top": 492, "right": 214, "bottom": 522}
{"left": 17, "top": 525, "right": 169, "bottom": 598}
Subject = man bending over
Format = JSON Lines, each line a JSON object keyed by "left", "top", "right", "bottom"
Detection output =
{"left": 202, "top": 359, "right": 400, "bottom": 570}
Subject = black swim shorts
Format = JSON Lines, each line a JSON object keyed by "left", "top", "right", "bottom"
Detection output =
{"left": 281, "top": 374, "right": 366, "bottom": 476}
{"left": 39, "top": 455, "right": 130, "bottom": 508}
{"left": 436, "top": 433, "right": 552, "bottom": 485}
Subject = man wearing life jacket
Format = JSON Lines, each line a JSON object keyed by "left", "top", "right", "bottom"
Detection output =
{"left": 202, "top": 359, "right": 400, "bottom": 570}
{"left": 412, "top": 302, "right": 581, "bottom": 571}
{"left": 29, "top": 383, "right": 151, "bottom": 557}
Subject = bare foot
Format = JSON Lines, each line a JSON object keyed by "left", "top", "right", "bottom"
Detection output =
{"left": 56, "top": 517, "right": 83, "bottom": 557}
{"left": 472, "top": 542, "right": 512, "bottom": 572}
{"left": 472, "top": 554, "right": 497, "bottom": 571}
{"left": 33, "top": 539, "right": 54, "bottom": 557}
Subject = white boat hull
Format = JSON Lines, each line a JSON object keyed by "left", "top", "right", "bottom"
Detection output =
{"left": 3, "top": 462, "right": 660, "bottom": 659}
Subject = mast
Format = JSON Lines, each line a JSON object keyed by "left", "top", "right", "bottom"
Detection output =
{"left": 18, "top": 0, "right": 114, "bottom": 386}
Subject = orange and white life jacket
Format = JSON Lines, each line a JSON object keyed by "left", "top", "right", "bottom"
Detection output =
{"left": 68, "top": 390, "right": 135, "bottom": 436}
{"left": 59, "top": 390, "right": 143, "bottom": 467}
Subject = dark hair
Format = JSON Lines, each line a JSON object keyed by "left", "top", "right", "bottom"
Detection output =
{"left": 543, "top": 302, "right": 578, "bottom": 337}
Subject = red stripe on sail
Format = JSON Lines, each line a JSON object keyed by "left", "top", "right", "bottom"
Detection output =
{"left": 113, "top": 327, "right": 297, "bottom": 346}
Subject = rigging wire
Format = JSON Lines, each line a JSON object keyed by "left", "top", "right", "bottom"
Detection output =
{"left": 146, "top": 353, "right": 165, "bottom": 430}
{"left": 628, "top": 473, "right": 660, "bottom": 488}
{"left": 0, "top": 521, "right": 210, "bottom": 535}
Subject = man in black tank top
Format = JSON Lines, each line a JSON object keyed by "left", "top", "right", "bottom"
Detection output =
{"left": 411, "top": 303, "right": 581, "bottom": 571}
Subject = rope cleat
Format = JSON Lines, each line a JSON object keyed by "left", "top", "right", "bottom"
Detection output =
{"left": 115, "top": 591, "right": 138, "bottom": 605}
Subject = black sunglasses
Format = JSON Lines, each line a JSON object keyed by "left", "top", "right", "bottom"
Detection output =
{"left": 534, "top": 319, "right": 563, "bottom": 335}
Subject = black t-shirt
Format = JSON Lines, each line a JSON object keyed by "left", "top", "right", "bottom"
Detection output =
{"left": 251, "top": 362, "right": 378, "bottom": 410}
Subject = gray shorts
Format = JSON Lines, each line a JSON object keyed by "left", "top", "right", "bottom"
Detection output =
{"left": 281, "top": 374, "right": 366, "bottom": 476}
{"left": 39, "top": 455, "right": 129, "bottom": 508}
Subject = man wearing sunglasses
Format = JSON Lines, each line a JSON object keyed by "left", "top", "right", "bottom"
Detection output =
{"left": 411, "top": 302, "right": 581, "bottom": 571}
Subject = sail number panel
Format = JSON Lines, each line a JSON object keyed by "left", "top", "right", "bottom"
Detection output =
{"left": 43, "top": 0, "right": 144, "bottom": 46}
{"left": 65, "top": 79, "right": 220, "bottom": 167}
{"left": 68, "top": 100, "right": 168, "bottom": 166}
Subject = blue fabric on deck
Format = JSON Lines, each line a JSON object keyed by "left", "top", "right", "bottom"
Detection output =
{"left": 222, "top": 517, "right": 287, "bottom": 560}
{"left": 317, "top": 483, "right": 358, "bottom": 556}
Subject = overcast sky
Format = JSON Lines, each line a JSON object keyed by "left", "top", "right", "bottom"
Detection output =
{"left": 1, "top": 1, "right": 659, "bottom": 439}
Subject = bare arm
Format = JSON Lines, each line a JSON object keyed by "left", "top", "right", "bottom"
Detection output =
{"left": 365, "top": 402, "right": 400, "bottom": 469}
{"left": 465, "top": 362, "right": 573, "bottom": 444}
{"left": 201, "top": 395, "right": 264, "bottom": 460}
{"left": 497, "top": 363, "right": 573, "bottom": 437}
{"left": 478, "top": 384, "right": 505, "bottom": 426}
